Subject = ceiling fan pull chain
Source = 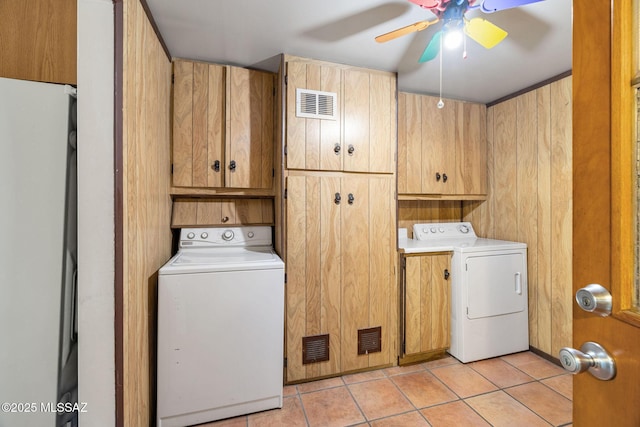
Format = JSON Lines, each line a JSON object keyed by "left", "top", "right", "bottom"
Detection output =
{"left": 437, "top": 33, "right": 444, "bottom": 109}
{"left": 463, "top": 28, "right": 468, "bottom": 59}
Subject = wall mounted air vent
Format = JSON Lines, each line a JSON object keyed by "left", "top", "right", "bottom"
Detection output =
{"left": 302, "top": 334, "right": 330, "bottom": 364}
{"left": 358, "top": 326, "right": 382, "bottom": 355}
{"left": 296, "top": 88, "right": 338, "bottom": 120}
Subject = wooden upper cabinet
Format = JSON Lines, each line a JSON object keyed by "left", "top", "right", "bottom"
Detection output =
{"left": 455, "top": 101, "right": 487, "bottom": 195}
{"left": 286, "top": 59, "right": 396, "bottom": 174}
{"left": 172, "top": 59, "right": 275, "bottom": 190}
{"left": 228, "top": 67, "right": 275, "bottom": 189}
{"left": 398, "top": 92, "right": 486, "bottom": 198}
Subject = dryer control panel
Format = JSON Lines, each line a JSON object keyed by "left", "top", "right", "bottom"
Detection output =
{"left": 413, "top": 222, "right": 477, "bottom": 241}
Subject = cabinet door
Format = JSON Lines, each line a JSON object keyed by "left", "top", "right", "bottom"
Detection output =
{"left": 398, "top": 92, "right": 424, "bottom": 194}
{"left": 404, "top": 254, "right": 451, "bottom": 356}
{"left": 172, "top": 60, "right": 225, "bottom": 188}
{"left": 455, "top": 102, "right": 487, "bottom": 195}
{"left": 421, "top": 96, "right": 457, "bottom": 194}
{"left": 343, "top": 70, "right": 396, "bottom": 174}
{"left": 285, "top": 175, "right": 342, "bottom": 382}
{"left": 341, "top": 175, "right": 395, "bottom": 371}
{"left": 286, "top": 61, "right": 342, "bottom": 171}
{"left": 227, "top": 67, "right": 274, "bottom": 189}
{"left": 171, "top": 198, "right": 273, "bottom": 227}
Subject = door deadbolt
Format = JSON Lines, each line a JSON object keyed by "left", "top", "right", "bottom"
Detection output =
{"left": 576, "top": 284, "right": 612, "bottom": 316}
{"left": 559, "top": 342, "right": 616, "bottom": 381}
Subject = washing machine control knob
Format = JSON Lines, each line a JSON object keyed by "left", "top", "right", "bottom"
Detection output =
{"left": 422, "top": 227, "right": 428, "bottom": 233}
{"left": 430, "top": 227, "right": 436, "bottom": 233}
{"left": 438, "top": 227, "right": 445, "bottom": 233}
{"left": 200, "top": 232, "right": 209, "bottom": 239}
{"left": 248, "top": 231, "right": 255, "bottom": 238}
{"left": 187, "top": 232, "right": 195, "bottom": 239}
{"left": 458, "top": 225, "right": 470, "bottom": 234}
{"left": 222, "top": 230, "right": 234, "bottom": 241}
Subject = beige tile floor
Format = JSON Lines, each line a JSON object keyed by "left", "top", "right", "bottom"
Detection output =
{"left": 199, "top": 351, "right": 572, "bottom": 427}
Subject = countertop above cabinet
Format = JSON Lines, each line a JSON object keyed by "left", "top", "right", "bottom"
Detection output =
{"left": 398, "top": 92, "right": 487, "bottom": 200}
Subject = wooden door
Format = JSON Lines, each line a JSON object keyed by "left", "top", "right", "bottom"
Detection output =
{"left": 572, "top": 1, "right": 640, "bottom": 425}
{"left": 340, "top": 175, "right": 371, "bottom": 371}
{"left": 403, "top": 254, "right": 450, "bottom": 356}
{"left": 455, "top": 102, "right": 487, "bottom": 195}
{"left": 340, "top": 175, "right": 395, "bottom": 372}
{"left": 285, "top": 175, "right": 342, "bottom": 382}
{"left": 343, "top": 69, "right": 371, "bottom": 173}
{"left": 398, "top": 92, "right": 424, "bottom": 194}
{"left": 172, "top": 60, "right": 226, "bottom": 188}
{"left": 343, "top": 70, "right": 395, "bottom": 174}
{"left": 227, "top": 67, "right": 274, "bottom": 189}
{"left": 285, "top": 61, "right": 342, "bottom": 171}
{"left": 421, "top": 96, "right": 457, "bottom": 194}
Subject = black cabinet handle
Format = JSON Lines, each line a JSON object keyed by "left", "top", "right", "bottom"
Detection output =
{"left": 348, "top": 193, "right": 355, "bottom": 205}
{"left": 212, "top": 160, "right": 220, "bottom": 172}
{"left": 347, "top": 144, "right": 355, "bottom": 155}
{"left": 334, "top": 144, "right": 341, "bottom": 155}
{"left": 444, "top": 269, "right": 450, "bottom": 280}
{"left": 436, "top": 172, "right": 441, "bottom": 182}
{"left": 443, "top": 173, "right": 448, "bottom": 183}
{"left": 229, "top": 160, "right": 236, "bottom": 171}
{"left": 334, "top": 192, "right": 341, "bottom": 205}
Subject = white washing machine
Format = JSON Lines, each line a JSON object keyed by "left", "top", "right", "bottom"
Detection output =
{"left": 412, "top": 222, "right": 528, "bottom": 363}
{"left": 157, "top": 226, "right": 284, "bottom": 427}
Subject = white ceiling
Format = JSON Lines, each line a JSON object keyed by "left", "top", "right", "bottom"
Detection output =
{"left": 145, "top": 0, "right": 571, "bottom": 104}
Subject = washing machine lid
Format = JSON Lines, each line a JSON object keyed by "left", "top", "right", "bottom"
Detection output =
{"left": 160, "top": 246, "right": 284, "bottom": 275}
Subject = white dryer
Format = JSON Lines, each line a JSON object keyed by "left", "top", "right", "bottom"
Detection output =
{"left": 412, "top": 222, "right": 528, "bottom": 363}
{"left": 157, "top": 226, "right": 284, "bottom": 427}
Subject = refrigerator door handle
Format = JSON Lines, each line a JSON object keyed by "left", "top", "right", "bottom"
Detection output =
{"left": 71, "top": 267, "right": 78, "bottom": 342}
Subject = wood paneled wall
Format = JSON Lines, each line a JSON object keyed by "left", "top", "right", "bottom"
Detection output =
{"left": 121, "top": 0, "right": 173, "bottom": 425}
{"left": 463, "top": 76, "right": 573, "bottom": 358}
{"left": 0, "top": 0, "right": 76, "bottom": 84}
{"left": 398, "top": 201, "right": 463, "bottom": 238}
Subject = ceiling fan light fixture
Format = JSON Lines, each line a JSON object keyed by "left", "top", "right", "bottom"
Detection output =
{"left": 444, "top": 28, "right": 463, "bottom": 49}
{"left": 443, "top": 20, "right": 464, "bottom": 49}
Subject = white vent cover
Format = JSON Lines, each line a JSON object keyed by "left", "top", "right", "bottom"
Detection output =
{"left": 296, "top": 88, "right": 338, "bottom": 120}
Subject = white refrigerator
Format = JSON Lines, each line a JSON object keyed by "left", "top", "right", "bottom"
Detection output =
{"left": 0, "top": 77, "right": 77, "bottom": 427}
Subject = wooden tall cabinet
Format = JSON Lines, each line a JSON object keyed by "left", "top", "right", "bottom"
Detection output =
{"left": 172, "top": 59, "right": 275, "bottom": 190}
{"left": 398, "top": 92, "right": 486, "bottom": 198}
{"left": 400, "top": 253, "right": 451, "bottom": 364}
{"left": 281, "top": 55, "right": 397, "bottom": 382}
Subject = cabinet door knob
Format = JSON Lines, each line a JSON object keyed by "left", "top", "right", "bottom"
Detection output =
{"left": 212, "top": 160, "right": 220, "bottom": 172}
{"left": 229, "top": 160, "right": 236, "bottom": 171}
{"left": 334, "top": 143, "right": 341, "bottom": 155}
{"left": 334, "top": 192, "right": 341, "bottom": 205}
{"left": 221, "top": 216, "right": 229, "bottom": 223}
{"left": 442, "top": 173, "right": 448, "bottom": 183}
{"left": 348, "top": 193, "right": 355, "bottom": 205}
{"left": 444, "top": 269, "right": 450, "bottom": 280}
{"left": 347, "top": 144, "right": 355, "bottom": 155}
{"left": 435, "top": 172, "right": 441, "bottom": 181}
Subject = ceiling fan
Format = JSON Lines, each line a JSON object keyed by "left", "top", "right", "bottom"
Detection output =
{"left": 375, "top": 0, "right": 545, "bottom": 62}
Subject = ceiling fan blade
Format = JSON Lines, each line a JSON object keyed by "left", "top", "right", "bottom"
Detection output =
{"left": 375, "top": 19, "right": 439, "bottom": 43}
{"left": 464, "top": 18, "right": 508, "bottom": 49}
{"left": 480, "top": 0, "right": 545, "bottom": 13}
{"left": 419, "top": 30, "right": 442, "bottom": 63}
